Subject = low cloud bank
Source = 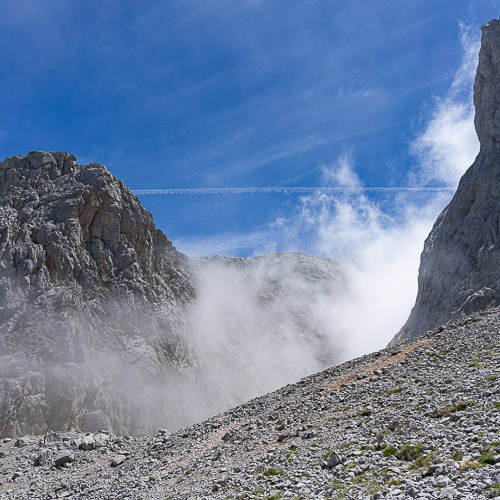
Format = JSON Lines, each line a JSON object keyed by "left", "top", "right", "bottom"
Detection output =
{"left": 183, "top": 253, "right": 348, "bottom": 412}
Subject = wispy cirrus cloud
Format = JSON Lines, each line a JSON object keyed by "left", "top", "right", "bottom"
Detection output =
{"left": 410, "top": 23, "right": 480, "bottom": 187}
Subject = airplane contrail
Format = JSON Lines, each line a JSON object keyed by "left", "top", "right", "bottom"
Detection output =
{"left": 132, "top": 186, "right": 455, "bottom": 195}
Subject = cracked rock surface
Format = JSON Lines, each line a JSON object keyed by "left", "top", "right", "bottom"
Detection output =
{"left": 0, "top": 151, "right": 194, "bottom": 437}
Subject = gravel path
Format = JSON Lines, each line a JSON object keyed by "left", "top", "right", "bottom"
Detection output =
{"left": 1, "top": 307, "right": 499, "bottom": 499}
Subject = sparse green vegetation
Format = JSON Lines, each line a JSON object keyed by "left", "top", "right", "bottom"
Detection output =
{"left": 262, "top": 468, "right": 283, "bottom": 478}
{"left": 411, "top": 452, "right": 435, "bottom": 472}
{"left": 388, "top": 479, "right": 401, "bottom": 487}
{"left": 396, "top": 443, "right": 424, "bottom": 461}
{"left": 451, "top": 450, "right": 465, "bottom": 461}
{"left": 331, "top": 480, "right": 342, "bottom": 490}
{"left": 387, "top": 388, "right": 403, "bottom": 396}
{"left": 433, "top": 401, "right": 471, "bottom": 418}
{"left": 483, "top": 441, "right": 500, "bottom": 453}
{"left": 359, "top": 409, "right": 372, "bottom": 417}
{"left": 382, "top": 446, "right": 397, "bottom": 457}
{"left": 478, "top": 452, "right": 495, "bottom": 465}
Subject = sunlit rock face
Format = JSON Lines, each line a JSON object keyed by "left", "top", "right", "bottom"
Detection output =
{"left": 391, "top": 19, "right": 500, "bottom": 344}
{"left": 0, "top": 151, "right": 194, "bottom": 437}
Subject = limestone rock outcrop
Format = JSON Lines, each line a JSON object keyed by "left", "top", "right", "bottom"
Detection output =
{"left": 391, "top": 19, "right": 500, "bottom": 344}
{"left": 0, "top": 151, "right": 194, "bottom": 437}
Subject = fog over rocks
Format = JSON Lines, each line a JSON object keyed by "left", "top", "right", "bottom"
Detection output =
{"left": 0, "top": 151, "right": 195, "bottom": 436}
{"left": 0, "top": 153, "right": 348, "bottom": 438}
{"left": 185, "top": 253, "right": 348, "bottom": 411}
{"left": 1, "top": 15, "right": 500, "bottom": 499}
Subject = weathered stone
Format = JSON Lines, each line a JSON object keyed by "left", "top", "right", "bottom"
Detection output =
{"left": 326, "top": 450, "right": 343, "bottom": 468}
{"left": 0, "top": 306, "right": 498, "bottom": 499}
{"left": 14, "top": 437, "right": 28, "bottom": 448}
{"left": 44, "top": 430, "right": 61, "bottom": 444}
{"left": 110, "top": 455, "right": 127, "bottom": 467}
{"left": 34, "top": 448, "right": 52, "bottom": 466}
{"left": 0, "top": 152, "right": 194, "bottom": 437}
{"left": 53, "top": 450, "right": 74, "bottom": 466}
{"left": 78, "top": 434, "right": 96, "bottom": 451}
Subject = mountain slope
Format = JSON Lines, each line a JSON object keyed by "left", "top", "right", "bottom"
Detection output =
{"left": 392, "top": 19, "right": 500, "bottom": 344}
{"left": 0, "top": 152, "right": 349, "bottom": 438}
{"left": 1, "top": 306, "right": 498, "bottom": 499}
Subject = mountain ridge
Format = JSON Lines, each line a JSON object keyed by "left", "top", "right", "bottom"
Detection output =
{"left": 0, "top": 154, "right": 348, "bottom": 437}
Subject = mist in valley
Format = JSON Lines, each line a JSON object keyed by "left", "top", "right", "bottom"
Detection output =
{"left": 88, "top": 28, "right": 480, "bottom": 433}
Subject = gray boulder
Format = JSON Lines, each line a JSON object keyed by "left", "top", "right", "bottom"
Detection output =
{"left": 53, "top": 450, "right": 74, "bottom": 466}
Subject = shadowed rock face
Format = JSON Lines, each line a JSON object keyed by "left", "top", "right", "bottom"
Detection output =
{"left": 391, "top": 19, "right": 500, "bottom": 345}
{"left": 0, "top": 151, "right": 194, "bottom": 437}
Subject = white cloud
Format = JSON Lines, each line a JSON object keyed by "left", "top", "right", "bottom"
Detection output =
{"left": 290, "top": 185, "right": 449, "bottom": 357}
{"left": 410, "top": 24, "right": 480, "bottom": 187}
{"left": 177, "top": 156, "right": 451, "bottom": 361}
{"left": 174, "top": 23, "right": 480, "bottom": 375}
{"left": 320, "top": 152, "right": 362, "bottom": 188}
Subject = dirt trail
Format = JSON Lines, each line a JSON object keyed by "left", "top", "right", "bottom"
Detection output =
{"left": 328, "top": 337, "right": 435, "bottom": 390}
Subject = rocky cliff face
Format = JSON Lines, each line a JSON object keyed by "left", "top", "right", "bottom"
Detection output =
{"left": 0, "top": 151, "right": 194, "bottom": 437}
{"left": 391, "top": 19, "right": 500, "bottom": 344}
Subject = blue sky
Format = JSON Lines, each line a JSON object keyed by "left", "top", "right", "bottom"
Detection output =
{"left": 0, "top": 1, "right": 498, "bottom": 259}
